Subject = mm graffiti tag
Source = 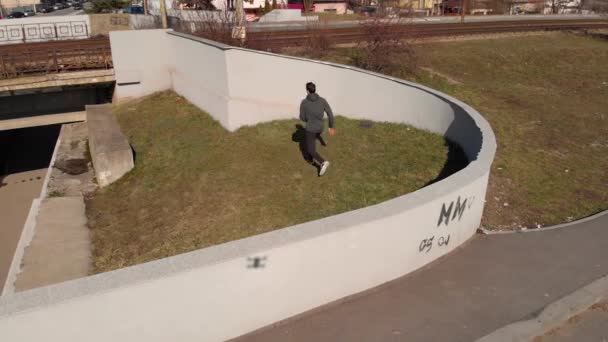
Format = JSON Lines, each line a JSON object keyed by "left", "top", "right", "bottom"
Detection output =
{"left": 437, "top": 195, "right": 475, "bottom": 227}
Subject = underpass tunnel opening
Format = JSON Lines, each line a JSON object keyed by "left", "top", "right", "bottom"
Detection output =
{"left": 0, "top": 82, "right": 115, "bottom": 120}
{"left": 0, "top": 124, "right": 61, "bottom": 179}
{"left": 0, "top": 82, "right": 115, "bottom": 181}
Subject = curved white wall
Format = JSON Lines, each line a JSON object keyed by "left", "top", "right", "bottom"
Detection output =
{"left": 0, "top": 30, "right": 496, "bottom": 342}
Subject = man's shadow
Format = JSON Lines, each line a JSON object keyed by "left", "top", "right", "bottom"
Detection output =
{"left": 291, "top": 124, "right": 326, "bottom": 173}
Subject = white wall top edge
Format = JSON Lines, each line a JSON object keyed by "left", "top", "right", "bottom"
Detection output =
{"left": 166, "top": 30, "right": 496, "bottom": 159}
{"left": 0, "top": 30, "right": 496, "bottom": 319}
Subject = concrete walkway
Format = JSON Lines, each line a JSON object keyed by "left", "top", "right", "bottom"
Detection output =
{"left": 0, "top": 170, "right": 46, "bottom": 288}
{"left": 14, "top": 197, "right": 90, "bottom": 292}
{"left": 535, "top": 300, "right": 608, "bottom": 342}
{"left": 235, "top": 212, "right": 608, "bottom": 342}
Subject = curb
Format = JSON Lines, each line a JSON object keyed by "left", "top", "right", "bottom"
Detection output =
{"left": 0, "top": 133, "right": 61, "bottom": 297}
{"left": 474, "top": 274, "right": 608, "bottom": 342}
{"left": 478, "top": 209, "right": 608, "bottom": 235}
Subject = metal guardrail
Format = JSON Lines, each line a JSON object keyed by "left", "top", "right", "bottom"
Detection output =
{"left": 0, "top": 38, "right": 113, "bottom": 80}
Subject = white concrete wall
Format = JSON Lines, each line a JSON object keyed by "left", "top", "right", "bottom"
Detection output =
{"left": 169, "top": 33, "right": 231, "bottom": 127}
{"left": 210, "top": 0, "right": 288, "bottom": 10}
{"left": 129, "top": 14, "right": 160, "bottom": 29}
{"left": 0, "top": 15, "right": 90, "bottom": 45}
{"left": 224, "top": 47, "right": 455, "bottom": 133}
{"left": 314, "top": 3, "right": 348, "bottom": 14}
{"left": 0, "top": 30, "right": 496, "bottom": 342}
{"left": 147, "top": 0, "right": 174, "bottom": 11}
{"left": 109, "top": 30, "right": 173, "bottom": 100}
{"left": 149, "top": 8, "right": 235, "bottom": 21}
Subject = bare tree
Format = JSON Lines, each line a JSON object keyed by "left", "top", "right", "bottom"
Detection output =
{"left": 302, "top": 18, "right": 334, "bottom": 58}
{"left": 350, "top": 6, "right": 418, "bottom": 75}
{"left": 172, "top": 3, "right": 242, "bottom": 46}
{"left": 304, "top": 0, "right": 314, "bottom": 12}
{"left": 584, "top": 0, "right": 608, "bottom": 13}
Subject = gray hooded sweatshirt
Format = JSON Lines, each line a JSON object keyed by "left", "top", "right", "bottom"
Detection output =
{"left": 299, "top": 93, "right": 335, "bottom": 133}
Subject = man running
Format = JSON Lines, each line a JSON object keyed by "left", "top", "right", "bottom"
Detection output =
{"left": 299, "top": 82, "right": 335, "bottom": 176}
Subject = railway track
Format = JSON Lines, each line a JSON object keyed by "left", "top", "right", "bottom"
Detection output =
{"left": 0, "top": 37, "right": 112, "bottom": 80}
{"left": 245, "top": 19, "right": 608, "bottom": 48}
{"left": 1, "top": 18, "right": 606, "bottom": 79}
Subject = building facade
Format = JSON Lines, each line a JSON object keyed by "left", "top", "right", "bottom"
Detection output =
{"left": 1, "top": 0, "right": 40, "bottom": 12}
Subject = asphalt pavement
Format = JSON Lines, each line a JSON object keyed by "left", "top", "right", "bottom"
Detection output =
{"left": 235, "top": 211, "right": 608, "bottom": 342}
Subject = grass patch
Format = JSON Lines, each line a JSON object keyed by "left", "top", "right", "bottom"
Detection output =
{"left": 417, "top": 33, "right": 608, "bottom": 229}
{"left": 86, "top": 91, "right": 457, "bottom": 273}
{"left": 48, "top": 190, "right": 64, "bottom": 198}
{"left": 317, "top": 32, "right": 608, "bottom": 229}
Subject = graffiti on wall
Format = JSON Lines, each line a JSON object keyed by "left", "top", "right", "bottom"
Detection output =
{"left": 418, "top": 195, "right": 475, "bottom": 253}
{"left": 437, "top": 195, "right": 475, "bottom": 227}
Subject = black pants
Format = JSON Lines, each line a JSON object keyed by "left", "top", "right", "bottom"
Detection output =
{"left": 305, "top": 131, "right": 325, "bottom": 165}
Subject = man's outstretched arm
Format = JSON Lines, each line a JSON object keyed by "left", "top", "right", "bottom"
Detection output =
{"left": 299, "top": 101, "right": 307, "bottom": 122}
{"left": 325, "top": 99, "right": 335, "bottom": 127}
{"left": 324, "top": 99, "right": 335, "bottom": 135}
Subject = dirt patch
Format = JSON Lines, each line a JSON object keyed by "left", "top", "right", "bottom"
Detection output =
{"left": 534, "top": 300, "right": 608, "bottom": 341}
{"left": 54, "top": 159, "right": 89, "bottom": 176}
{"left": 47, "top": 122, "right": 97, "bottom": 198}
{"left": 420, "top": 67, "right": 463, "bottom": 85}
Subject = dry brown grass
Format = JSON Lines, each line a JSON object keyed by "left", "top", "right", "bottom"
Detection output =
{"left": 316, "top": 32, "right": 608, "bottom": 230}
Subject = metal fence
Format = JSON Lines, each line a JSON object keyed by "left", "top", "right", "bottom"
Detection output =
{"left": 0, "top": 37, "right": 113, "bottom": 80}
{"left": 0, "top": 20, "right": 90, "bottom": 45}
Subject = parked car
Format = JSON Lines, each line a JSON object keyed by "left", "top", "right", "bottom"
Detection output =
{"left": 39, "top": 6, "right": 54, "bottom": 13}
{"left": 121, "top": 5, "right": 144, "bottom": 14}
{"left": 73, "top": 2, "right": 83, "bottom": 9}
{"left": 8, "top": 11, "right": 26, "bottom": 18}
{"left": 53, "top": 3, "right": 68, "bottom": 10}
{"left": 360, "top": 5, "right": 377, "bottom": 15}
{"left": 24, "top": 9, "right": 36, "bottom": 16}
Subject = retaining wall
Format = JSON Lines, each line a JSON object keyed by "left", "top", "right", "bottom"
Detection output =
{"left": 0, "top": 15, "right": 90, "bottom": 45}
{"left": 89, "top": 14, "right": 130, "bottom": 35}
{"left": 0, "top": 29, "right": 496, "bottom": 342}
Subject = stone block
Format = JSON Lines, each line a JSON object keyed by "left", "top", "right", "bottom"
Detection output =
{"left": 86, "top": 104, "right": 134, "bottom": 187}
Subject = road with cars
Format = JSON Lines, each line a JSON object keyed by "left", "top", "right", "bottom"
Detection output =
{"left": 1, "top": 2, "right": 84, "bottom": 19}
{"left": 38, "top": 7, "right": 84, "bottom": 16}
